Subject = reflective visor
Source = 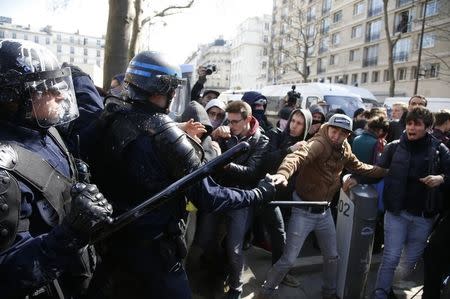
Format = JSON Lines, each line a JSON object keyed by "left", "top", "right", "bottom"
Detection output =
{"left": 25, "top": 67, "right": 79, "bottom": 128}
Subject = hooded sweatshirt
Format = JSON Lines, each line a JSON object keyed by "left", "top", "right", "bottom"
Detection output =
{"left": 181, "top": 101, "right": 217, "bottom": 161}
{"left": 277, "top": 123, "right": 387, "bottom": 202}
{"left": 204, "top": 98, "right": 227, "bottom": 129}
{"left": 265, "top": 109, "right": 312, "bottom": 174}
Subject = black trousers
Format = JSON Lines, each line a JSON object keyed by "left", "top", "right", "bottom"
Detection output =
{"left": 423, "top": 212, "right": 450, "bottom": 299}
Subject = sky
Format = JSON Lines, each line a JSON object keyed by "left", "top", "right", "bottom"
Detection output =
{"left": 0, "top": 0, "right": 273, "bottom": 64}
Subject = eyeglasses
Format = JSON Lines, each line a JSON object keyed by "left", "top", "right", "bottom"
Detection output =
{"left": 228, "top": 118, "right": 244, "bottom": 125}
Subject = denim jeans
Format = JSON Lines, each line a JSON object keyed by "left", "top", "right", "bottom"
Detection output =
{"left": 373, "top": 210, "right": 435, "bottom": 299}
{"left": 261, "top": 204, "right": 338, "bottom": 296}
{"left": 226, "top": 206, "right": 253, "bottom": 291}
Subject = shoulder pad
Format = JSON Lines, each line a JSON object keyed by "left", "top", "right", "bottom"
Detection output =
{"left": 0, "top": 144, "right": 18, "bottom": 170}
{"left": 0, "top": 170, "right": 21, "bottom": 251}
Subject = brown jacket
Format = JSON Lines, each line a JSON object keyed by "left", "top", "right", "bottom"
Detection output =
{"left": 277, "top": 124, "right": 387, "bottom": 202}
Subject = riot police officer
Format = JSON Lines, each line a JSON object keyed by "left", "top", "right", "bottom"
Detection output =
{"left": 0, "top": 39, "right": 113, "bottom": 298}
{"left": 88, "top": 51, "right": 275, "bottom": 298}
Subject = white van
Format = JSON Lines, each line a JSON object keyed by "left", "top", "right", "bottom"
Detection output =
{"left": 384, "top": 97, "right": 450, "bottom": 112}
{"left": 259, "top": 83, "right": 373, "bottom": 117}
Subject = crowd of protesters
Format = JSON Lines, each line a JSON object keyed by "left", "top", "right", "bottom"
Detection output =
{"left": 1, "top": 38, "right": 449, "bottom": 299}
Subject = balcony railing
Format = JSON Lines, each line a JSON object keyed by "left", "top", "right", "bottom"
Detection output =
{"left": 365, "top": 32, "right": 380, "bottom": 42}
{"left": 368, "top": 6, "right": 382, "bottom": 17}
{"left": 362, "top": 57, "right": 378, "bottom": 67}
{"left": 393, "top": 52, "right": 409, "bottom": 62}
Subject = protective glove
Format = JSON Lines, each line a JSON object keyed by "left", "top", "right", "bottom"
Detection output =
{"left": 254, "top": 175, "right": 276, "bottom": 204}
{"left": 63, "top": 183, "right": 113, "bottom": 239}
{"left": 61, "top": 62, "right": 90, "bottom": 79}
{"left": 75, "top": 159, "right": 91, "bottom": 183}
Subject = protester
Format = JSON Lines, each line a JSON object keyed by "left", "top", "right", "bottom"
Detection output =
{"left": 241, "top": 91, "right": 273, "bottom": 132}
{"left": 191, "top": 66, "right": 220, "bottom": 106}
{"left": 205, "top": 97, "right": 227, "bottom": 130}
{"left": 257, "top": 114, "right": 387, "bottom": 299}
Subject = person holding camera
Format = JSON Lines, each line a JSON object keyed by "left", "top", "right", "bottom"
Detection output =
{"left": 278, "top": 86, "right": 301, "bottom": 131}
{"left": 191, "top": 65, "right": 220, "bottom": 106}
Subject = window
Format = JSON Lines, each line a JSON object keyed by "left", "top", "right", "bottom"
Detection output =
{"left": 424, "top": 0, "right": 439, "bottom": 17}
{"left": 383, "top": 69, "right": 391, "bottom": 81}
{"left": 366, "top": 19, "right": 382, "bottom": 42}
{"left": 428, "top": 63, "right": 439, "bottom": 78}
{"left": 394, "top": 10, "right": 411, "bottom": 33}
{"left": 263, "top": 35, "right": 268, "bottom": 43}
{"left": 393, "top": 38, "right": 411, "bottom": 62}
{"left": 97, "top": 39, "right": 101, "bottom": 46}
{"left": 317, "top": 57, "right": 327, "bottom": 74}
{"left": 332, "top": 33, "right": 340, "bottom": 46}
{"left": 334, "top": 76, "right": 340, "bottom": 83}
{"left": 70, "top": 57, "right": 74, "bottom": 63}
{"left": 321, "top": 17, "right": 330, "bottom": 34}
{"left": 34, "top": 36, "right": 39, "bottom": 43}
{"left": 330, "top": 54, "right": 335, "bottom": 65}
{"left": 307, "top": 45, "right": 315, "bottom": 56}
{"left": 306, "top": 6, "right": 316, "bottom": 22}
{"left": 263, "top": 47, "right": 268, "bottom": 55}
{"left": 351, "top": 73, "right": 358, "bottom": 84}
{"left": 351, "top": 25, "right": 362, "bottom": 38}
{"left": 265, "top": 22, "right": 270, "bottom": 30}
{"left": 307, "top": 6, "right": 316, "bottom": 22}
{"left": 24, "top": 34, "right": 28, "bottom": 40}
{"left": 70, "top": 46, "right": 74, "bottom": 54}
{"left": 319, "top": 37, "right": 329, "bottom": 54}
{"left": 397, "top": 67, "right": 407, "bottom": 80}
{"left": 97, "top": 50, "right": 101, "bottom": 57}
{"left": 420, "top": 32, "right": 436, "bottom": 49}
{"left": 371, "top": 71, "right": 379, "bottom": 82}
{"left": 0, "top": 30, "right": 4, "bottom": 38}
{"left": 57, "top": 34, "right": 61, "bottom": 41}
{"left": 96, "top": 59, "right": 101, "bottom": 67}
{"left": 368, "top": 0, "right": 383, "bottom": 17}
{"left": 349, "top": 49, "right": 360, "bottom": 62}
{"left": 57, "top": 45, "right": 62, "bottom": 53}
{"left": 83, "top": 57, "right": 88, "bottom": 64}
{"left": 84, "top": 38, "right": 88, "bottom": 45}
{"left": 363, "top": 45, "right": 378, "bottom": 67}
{"left": 342, "top": 74, "right": 349, "bottom": 84}
{"left": 70, "top": 36, "right": 74, "bottom": 43}
{"left": 12, "top": 32, "right": 17, "bottom": 39}
{"left": 84, "top": 48, "right": 88, "bottom": 56}
{"left": 333, "top": 10, "right": 342, "bottom": 23}
{"left": 361, "top": 72, "right": 368, "bottom": 83}
{"left": 397, "top": 0, "right": 412, "bottom": 7}
{"left": 410, "top": 66, "right": 418, "bottom": 80}
{"left": 262, "top": 61, "right": 267, "bottom": 69}
{"left": 45, "top": 37, "right": 50, "bottom": 44}
{"left": 322, "top": 0, "right": 331, "bottom": 15}
{"left": 353, "top": 2, "right": 365, "bottom": 15}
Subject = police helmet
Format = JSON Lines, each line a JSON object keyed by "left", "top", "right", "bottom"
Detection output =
{"left": 124, "top": 51, "right": 183, "bottom": 105}
{"left": 0, "top": 39, "right": 78, "bottom": 128}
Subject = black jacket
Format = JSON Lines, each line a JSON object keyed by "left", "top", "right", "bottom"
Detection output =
{"left": 216, "top": 117, "right": 270, "bottom": 188}
{"left": 378, "top": 133, "right": 450, "bottom": 215}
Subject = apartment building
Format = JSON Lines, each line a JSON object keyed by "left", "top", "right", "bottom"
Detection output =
{"left": 185, "top": 38, "right": 231, "bottom": 93}
{"left": 269, "top": 0, "right": 450, "bottom": 99}
{"left": 230, "top": 15, "right": 272, "bottom": 90}
{"left": 0, "top": 17, "right": 105, "bottom": 85}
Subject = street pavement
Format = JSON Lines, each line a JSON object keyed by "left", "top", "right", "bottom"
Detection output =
{"left": 192, "top": 237, "right": 426, "bottom": 299}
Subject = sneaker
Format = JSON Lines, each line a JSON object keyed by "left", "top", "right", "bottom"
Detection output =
{"left": 281, "top": 273, "right": 301, "bottom": 288}
{"left": 226, "top": 288, "right": 242, "bottom": 299}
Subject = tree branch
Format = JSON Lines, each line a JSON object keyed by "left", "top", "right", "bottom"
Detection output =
{"left": 141, "top": 0, "right": 194, "bottom": 26}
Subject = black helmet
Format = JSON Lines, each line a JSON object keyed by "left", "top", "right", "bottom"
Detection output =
{"left": 124, "top": 51, "right": 183, "bottom": 106}
{"left": 0, "top": 39, "right": 78, "bottom": 128}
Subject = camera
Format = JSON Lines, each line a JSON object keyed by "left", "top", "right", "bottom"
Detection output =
{"left": 204, "top": 64, "right": 217, "bottom": 75}
{"left": 287, "top": 85, "right": 301, "bottom": 104}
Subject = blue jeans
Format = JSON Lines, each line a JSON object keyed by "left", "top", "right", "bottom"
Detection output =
{"left": 373, "top": 210, "right": 435, "bottom": 298}
{"left": 261, "top": 205, "right": 338, "bottom": 296}
{"left": 226, "top": 207, "right": 253, "bottom": 291}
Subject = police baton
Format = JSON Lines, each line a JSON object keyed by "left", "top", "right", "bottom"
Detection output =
{"left": 90, "top": 141, "right": 250, "bottom": 243}
{"left": 268, "top": 201, "right": 330, "bottom": 207}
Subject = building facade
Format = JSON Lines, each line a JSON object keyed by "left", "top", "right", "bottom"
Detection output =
{"left": 230, "top": 15, "right": 272, "bottom": 90}
{"left": 0, "top": 18, "right": 105, "bottom": 85}
{"left": 185, "top": 38, "right": 231, "bottom": 93}
{"left": 269, "top": 0, "right": 450, "bottom": 100}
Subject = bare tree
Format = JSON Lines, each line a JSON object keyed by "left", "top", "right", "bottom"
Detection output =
{"left": 103, "top": 0, "right": 195, "bottom": 89}
{"left": 128, "top": 0, "right": 194, "bottom": 61}
{"left": 280, "top": 5, "right": 319, "bottom": 82}
{"left": 383, "top": 0, "right": 402, "bottom": 97}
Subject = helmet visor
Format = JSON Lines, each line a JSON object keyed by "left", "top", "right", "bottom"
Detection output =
{"left": 25, "top": 67, "right": 79, "bottom": 128}
{"left": 168, "top": 78, "right": 188, "bottom": 120}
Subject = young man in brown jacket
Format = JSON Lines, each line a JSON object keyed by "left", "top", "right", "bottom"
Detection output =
{"left": 257, "top": 114, "right": 387, "bottom": 299}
